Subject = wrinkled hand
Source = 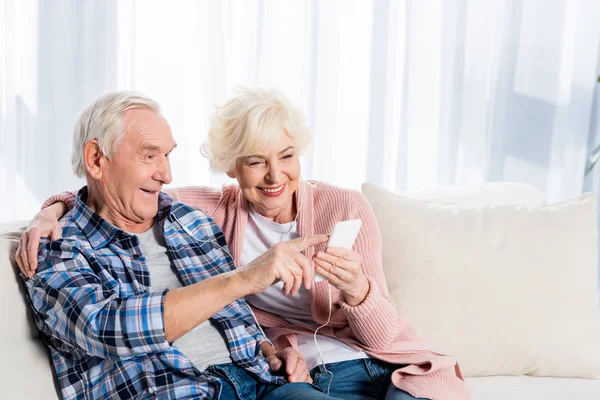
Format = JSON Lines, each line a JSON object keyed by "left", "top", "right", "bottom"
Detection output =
{"left": 266, "top": 347, "right": 312, "bottom": 383}
{"left": 312, "top": 247, "right": 369, "bottom": 306}
{"left": 16, "top": 208, "right": 63, "bottom": 278}
{"left": 239, "top": 235, "right": 329, "bottom": 296}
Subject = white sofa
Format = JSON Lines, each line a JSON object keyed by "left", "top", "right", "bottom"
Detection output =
{"left": 1, "top": 183, "right": 600, "bottom": 399}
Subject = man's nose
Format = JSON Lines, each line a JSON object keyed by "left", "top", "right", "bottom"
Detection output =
{"left": 155, "top": 156, "right": 172, "bottom": 184}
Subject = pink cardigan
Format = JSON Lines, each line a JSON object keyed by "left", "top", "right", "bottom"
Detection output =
{"left": 46, "top": 180, "right": 470, "bottom": 400}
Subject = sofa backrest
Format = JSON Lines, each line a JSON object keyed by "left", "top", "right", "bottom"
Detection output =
{"left": 0, "top": 223, "right": 60, "bottom": 399}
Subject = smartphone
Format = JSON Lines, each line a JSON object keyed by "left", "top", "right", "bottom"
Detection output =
{"left": 314, "top": 219, "right": 362, "bottom": 282}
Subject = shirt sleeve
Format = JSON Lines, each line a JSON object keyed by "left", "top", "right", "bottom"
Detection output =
{"left": 26, "top": 240, "right": 171, "bottom": 361}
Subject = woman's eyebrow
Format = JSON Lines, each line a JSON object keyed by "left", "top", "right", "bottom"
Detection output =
{"left": 278, "top": 146, "right": 295, "bottom": 155}
{"left": 246, "top": 146, "right": 295, "bottom": 159}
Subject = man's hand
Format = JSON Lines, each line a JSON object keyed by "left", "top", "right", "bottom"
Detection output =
{"left": 237, "top": 235, "right": 329, "bottom": 297}
{"left": 265, "top": 347, "right": 312, "bottom": 383}
{"left": 16, "top": 202, "right": 65, "bottom": 278}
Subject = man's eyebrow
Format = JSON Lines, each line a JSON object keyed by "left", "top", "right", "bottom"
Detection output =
{"left": 140, "top": 143, "right": 178, "bottom": 152}
{"left": 141, "top": 144, "right": 160, "bottom": 152}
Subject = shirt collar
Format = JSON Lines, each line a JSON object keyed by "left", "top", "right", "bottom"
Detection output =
{"left": 72, "top": 186, "right": 175, "bottom": 249}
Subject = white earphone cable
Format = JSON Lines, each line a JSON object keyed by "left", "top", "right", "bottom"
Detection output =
{"left": 312, "top": 282, "right": 334, "bottom": 394}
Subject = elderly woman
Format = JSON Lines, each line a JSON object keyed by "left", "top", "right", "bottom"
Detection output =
{"left": 17, "top": 87, "right": 469, "bottom": 400}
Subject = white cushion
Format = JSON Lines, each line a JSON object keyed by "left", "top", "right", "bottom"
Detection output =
{"left": 362, "top": 182, "right": 600, "bottom": 378}
{"left": 399, "top": 182, "right": 546, "bottom": 206}
{"left": 0, "top": 223, "right": 60, "bottom": 399}
{"left": 466, "top": 376, "right": 600, "bottom": 400}
{"left": 0, "top": 219, "right": 31, "bottom": 233}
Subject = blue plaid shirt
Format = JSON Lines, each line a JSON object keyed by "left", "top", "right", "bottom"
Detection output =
{"left": 25, "top": 188, "right": 284, "bottom": 399}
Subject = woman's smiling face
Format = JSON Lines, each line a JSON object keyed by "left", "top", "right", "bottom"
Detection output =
{"left": 228, "top": 132, "right": 300, "bottom": 223}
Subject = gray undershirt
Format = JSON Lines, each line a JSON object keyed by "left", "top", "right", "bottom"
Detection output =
{"left": 135, "top": 222, "right": 232, "bottom": 371}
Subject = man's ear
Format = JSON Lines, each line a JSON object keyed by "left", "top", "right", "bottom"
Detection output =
{"left": 226, "top": 169, "right": 235, "bottom": 179}
{"left": 83, "top": 140, "right": 105, "bottom": 180}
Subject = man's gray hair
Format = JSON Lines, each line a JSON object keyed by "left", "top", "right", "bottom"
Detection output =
{"left": 71, "top": 91, "right": 161, "bottom": 178}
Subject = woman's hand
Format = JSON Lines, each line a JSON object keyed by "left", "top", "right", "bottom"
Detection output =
{"left": 16, "top": 202, "right": 65, "bottom": 278}
{"left": 312, "top": 247, "right": 369, "bottom": 306}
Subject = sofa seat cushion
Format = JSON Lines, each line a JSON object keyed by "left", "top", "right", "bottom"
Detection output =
{"left": 466, "top": 376, "right": 600, "bottom": 400}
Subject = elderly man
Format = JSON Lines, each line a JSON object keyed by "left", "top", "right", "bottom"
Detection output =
{"left": 22, "top": 92, "right": 337, "bottom": 400}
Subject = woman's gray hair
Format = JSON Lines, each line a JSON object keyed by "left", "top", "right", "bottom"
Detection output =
{"left": 71, "top": 91, "right": 161, "bottom": 178}
{"left": 202, "top": 86, "right": 311, "bottom": 172}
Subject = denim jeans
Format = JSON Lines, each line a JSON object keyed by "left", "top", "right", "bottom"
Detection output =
{"left": 310, "top": 359, "right": 431, "bottom": 400}
{"left": 207, "top": 363, "right": 345, "bottom": 400}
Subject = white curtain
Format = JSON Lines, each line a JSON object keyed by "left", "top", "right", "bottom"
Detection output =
{"left": 2, "top": 0, "right": 600, "bottom": 224}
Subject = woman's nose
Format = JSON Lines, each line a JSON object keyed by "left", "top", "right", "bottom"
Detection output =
{"left": 266, "top": 164, "right": 281, "bottom": 183}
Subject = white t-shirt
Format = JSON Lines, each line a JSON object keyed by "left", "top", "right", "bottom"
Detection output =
{"left": 242, "top": 206, "right": 369, "bottom": 370}
{"left": 135, "top": 223, "right": 232, "bottom": 371}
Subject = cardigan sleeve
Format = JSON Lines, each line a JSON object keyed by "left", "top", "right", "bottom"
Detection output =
{"left": 337, "top": 190, "right": 403, "bottom": 350}
{"left": 40, "top": 187, "right": 224, "bottom": 216}
{"left": 42, "top": 191, "right": 77, "bottom": 210}
{"left": 163, "top": 186, "right": 224, "bottom": 216}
